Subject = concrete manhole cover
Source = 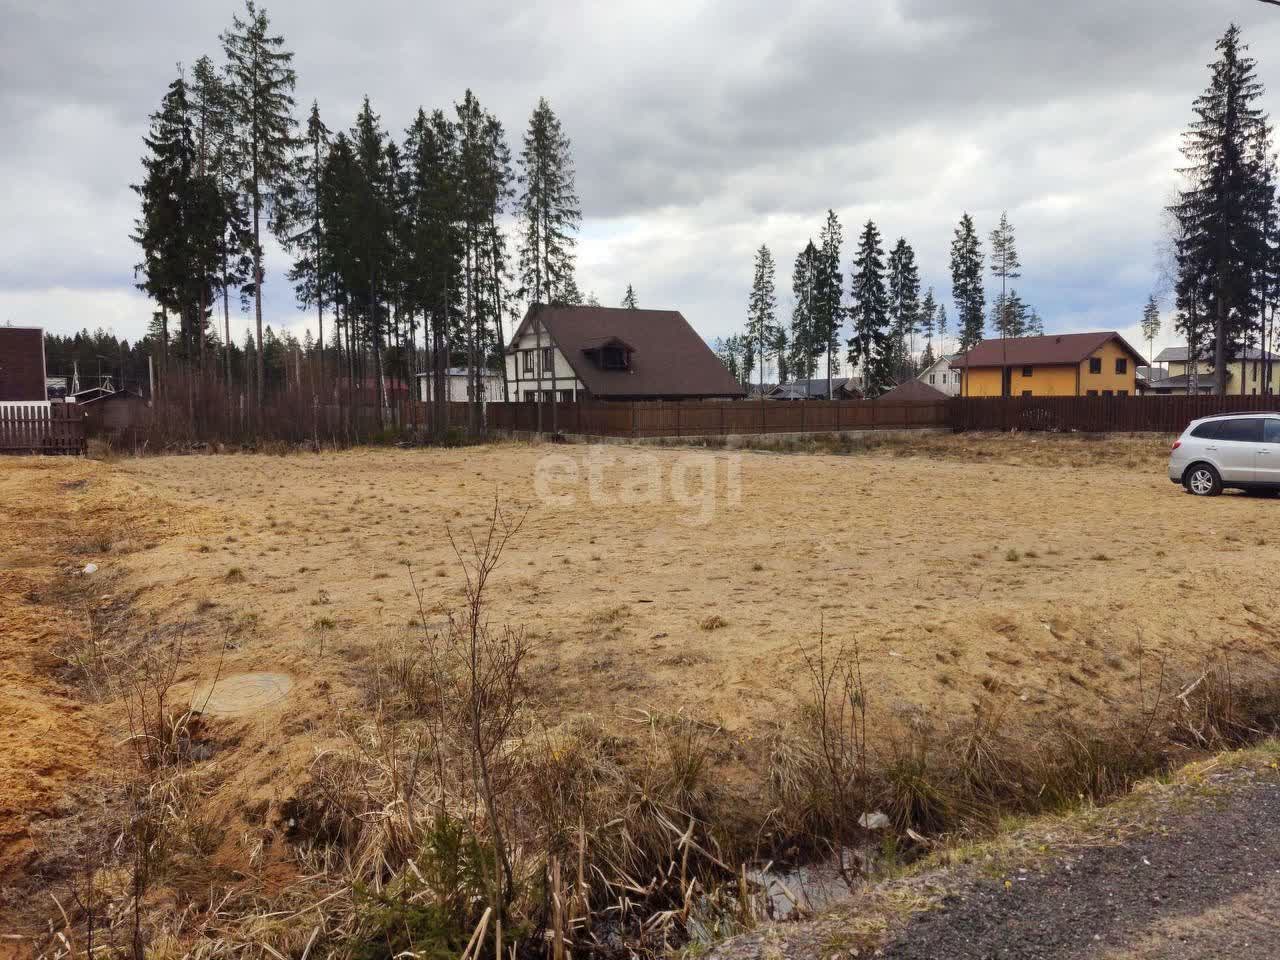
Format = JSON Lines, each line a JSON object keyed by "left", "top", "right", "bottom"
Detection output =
{"left": 194, "top": 672, "right": 294, "bottom": 716}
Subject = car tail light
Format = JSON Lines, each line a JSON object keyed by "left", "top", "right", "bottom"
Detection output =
{"left": 1172, "top": 439, "right": 1182, "bottom": 451}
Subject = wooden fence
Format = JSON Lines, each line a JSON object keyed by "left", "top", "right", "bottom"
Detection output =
{"left": 488, "top": 394, "right": 1280, "bottom": 440}
{"left": 949, "top": 394, "right": 1280, "bottom": 434}
{"left": 0, "top": 403, "right": 86, "bottom": 454}
{"left": 488, "top": 399, "right": 951, "bottom": 438}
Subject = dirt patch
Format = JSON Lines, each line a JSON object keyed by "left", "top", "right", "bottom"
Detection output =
{"left": 0, "top": 457, "right": 209, "bottom": 899}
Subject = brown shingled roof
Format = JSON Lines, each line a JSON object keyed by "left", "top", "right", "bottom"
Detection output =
{"left": 876, "top": 379, "right": 948, "bottom": 402}
{"left": 952, "top": 332, "right": 1147, "bottom": 368}
{"left": 512, "top": 305, "right": 746, "bottom": 399}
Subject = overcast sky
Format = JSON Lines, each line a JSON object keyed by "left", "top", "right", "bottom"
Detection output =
{"left": 4, "top": 0, "right": 1280, "bottom": 370}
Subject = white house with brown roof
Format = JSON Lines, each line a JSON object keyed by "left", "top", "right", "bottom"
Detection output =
{"left": 504, "top": 305, "right": 746, "bottom": 402}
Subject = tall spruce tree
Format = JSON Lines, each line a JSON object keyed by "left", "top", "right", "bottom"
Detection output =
{"left": 403, "top": 108, "right": 461, "bottom": 434}
{"left": 813, "top": 211, "right": 844, "bottom": 396}
{"left": 1172, "top": 23, "right": 1273, "bottom": 394}
{"left": 132, "top": 71, "right": 225, "bottom": 370}
{"left": 920, "top": 287, "right": 937, "bottom": 353}
{"left": 621, "top": 284, "right": 638, "bottom": 309}
{"left": 518, "top": 98, "right": 579, "bottom": 431}
{"left": 221, "top": 0, "right": 297, "bottom": 406}
{"left": 847, "top": 220, "right": 892, "bottom": 396}
{"left": 988, "top": 211, "right": 1022, "bottom": 338}
{"left": 1141, "top": 294, "right": 1162, "bottom": 368}
{"left": 788, "top": 242, "right": 819, "bottom": 381}
{"left": 950, "top": 213, "right": 985, "bottom": 350}
{"left": 285, "top": 101, "right": 330, "bottom": 384}
{"left": 887, "top": 237, "right": 921, "bottom": 380}
{"left": 746, "top": 244, "right": 778, "bottom": 392}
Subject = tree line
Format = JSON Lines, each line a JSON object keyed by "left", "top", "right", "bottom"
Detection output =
{"left": 131, "top": 0, "right": 582, "bottom": 433}
{"left": 722, "top": 209, "right": 1042, "bottom": 397}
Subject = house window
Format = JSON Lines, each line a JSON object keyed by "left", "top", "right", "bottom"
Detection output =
{"left": 602, "top": 346, "right": 626, "bottom": 370}
{"left": 1102, "top": 390, "right": 1113, "bottom": 397}
{"left": 929, "top": 374, "right": 936, "bottom": 384}
{"left": 1021, "top": 390, "right": 1032, "bottom": 397}
{"left": 1118, "top": 390, "right": 1128, "bottom": 397}
{"left": 1086, "top": 389, "right": 1099, "bottom": 396}
{"left": 1115, "top": 358, "right": 1127, "bottom": 374}
{"left": 523, "top": 390, "right": 536, "bottom": 402}
{"left": 1089, "top": 357, "right": 1102, "bottom": 374}
{"left": 1022, "top": 366, "right": 1033, "bottom": 377}
{"left": 541, "top": 347, "right": 554, "bottom": 374}
{"left": 559, "top": 390, "right": 573, "bottom": 402}
{"left": 1253, "top": 362, "right": 1259, "bottom": 382}
{"left": 522, "top": 350, "right": 534, "bottom": 374}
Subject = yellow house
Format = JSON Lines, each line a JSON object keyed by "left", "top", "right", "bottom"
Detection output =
{"left": 954, "top": 332, "right": 1146, "bottom": 398}
{"left": 1151, "top": 346, "right": 1280, "bottom": 395}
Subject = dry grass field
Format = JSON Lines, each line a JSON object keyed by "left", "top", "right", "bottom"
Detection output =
{"left": 5, "top": 432, "right": 1280, "bottom": 949}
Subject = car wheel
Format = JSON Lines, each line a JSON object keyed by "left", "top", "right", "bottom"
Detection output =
{"left": 1184, "top": 464, "right": 1222, "bottom": 497}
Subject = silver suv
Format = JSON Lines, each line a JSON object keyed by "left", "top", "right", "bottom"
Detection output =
{"left": 1169, "top": 412, "right": 1280, "bottom": 496}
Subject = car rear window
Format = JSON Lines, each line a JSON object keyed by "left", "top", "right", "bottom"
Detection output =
{"left": 1190, "top": 421, "right": 1221, "bottom": 439}
{"left": 1215, "top": 418, "right": 1265, "bottom": 442}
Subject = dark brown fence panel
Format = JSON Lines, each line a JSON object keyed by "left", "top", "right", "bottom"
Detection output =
{"left": 949, "top": 394, "right": 1280, "bottom": 435}
{"left": 0, "top": 403, "right": 85, "bottom": 455}
{"left": 485, "top": 398, "right": 954, "bottom": 439}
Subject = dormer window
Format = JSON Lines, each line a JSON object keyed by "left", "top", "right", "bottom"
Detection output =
{"left": 583, "top": 337, "right": 635, "bottom": 372}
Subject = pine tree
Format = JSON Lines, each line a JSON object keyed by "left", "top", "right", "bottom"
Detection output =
{"left": 936, "top": 303, "right": 949, "bottom": 353}
{"left": 518, "top": 98, "right": 580, "bottom": 306}
{"left": 920, "top": 287, "right": 937, "bottom": 352}
{"left": 745, "top": 244, "right": 778, "bottom": 393}
{"left": 887, "top": 237, "right": 921, "bottom": 380}
{"left": 455, "top": 91, "right": 508, "bottom": 431}
{"left": 621, "top": 284, "right": 638, "bottom": 309}
{"left": 990, "top": 288, "right": 1032, "bottom": 338}
{"left": 1141, "top": 295, "right": 1162, "bottom": 367}
{"left": 221, "top": 0, "right": 297, "bottom": 406}
{"left": 284, "top": 101, "right": 330, "bottom": 384}
{"left": 349, "top": 97, "right": 394, "bottom": 414}
{"left": 988, "top": 211, "right": 1022, "bottom": 338}
{"left": 920, "top": 340, "right": 936, "bottom": 372}
{"left": 788, "top": 242, "right": 819, "bottom": 381}
{"left": 557, "top": 275, "right": 584, "bottom": 305}
{"left": 1173, "top": 23, "right": 1273, "bottom": 394}
{"left": 131, "top": 71, "right": 224, "bottom": 370}
{"left": 192, "top": 55, "right": 248, "bottom": 398}
{"left": 403, "top": 108, "right": 462, "bottom": 434}
{"left": 1025, "top": 306, "right": 1044, "bottom": 337}
{"left": 950, "top": 213, "right": 985, "bottom": 350}
{"left": 812, "top": 211, "right": 844, "bottom": 396}
{"left": 847, "top": 220, "right": 892, "bottom": 396}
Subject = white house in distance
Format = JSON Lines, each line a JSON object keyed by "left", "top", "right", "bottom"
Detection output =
{"left": 917, "top": 353, "right": 962, "bottom": 397}
{"left": 416, "top": 367, "right": 505, "bottom": 403}
{"left": 504, "top": 304, "right": 745, "bottom": 402}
